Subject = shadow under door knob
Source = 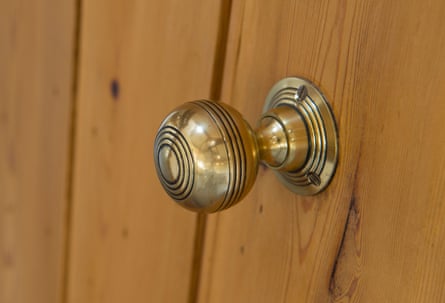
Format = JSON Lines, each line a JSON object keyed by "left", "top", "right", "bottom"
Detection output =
{"left": 154, "top": 77, "right": 338, "bottom": 213}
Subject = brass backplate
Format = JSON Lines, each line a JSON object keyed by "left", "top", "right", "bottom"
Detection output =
{"left": 263, "top": 77, "right": 338, "bottom": 195}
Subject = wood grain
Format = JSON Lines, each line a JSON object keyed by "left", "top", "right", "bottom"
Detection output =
{"left": 0, "top": 1, "right": 75, "bottom": 303}
{"left": 66, "top": 1, "right": 224, "bottom": 302}
{"left": 199, "top": 0, "right": 445, "bottom": 302}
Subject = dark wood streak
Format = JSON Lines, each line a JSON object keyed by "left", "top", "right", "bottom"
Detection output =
{"left": 329, "top": 147, "right": 363, "bottom": 300}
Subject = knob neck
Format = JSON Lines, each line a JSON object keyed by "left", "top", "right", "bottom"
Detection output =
{"left": 256, "top": 105, "right": 309, "bottom": 171}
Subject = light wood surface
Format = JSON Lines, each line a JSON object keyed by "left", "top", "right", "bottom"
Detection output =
{"left": 199, "top": 0, "right": 445, "bottom": 302}
{"left": 5, "top": 0, "right": 445, "bottom": 302}
{"left": 66, "top": 1, "right": 224, "bottom": 302}
{"left": 0, "top": 1, "right": 75, "bottom": 303}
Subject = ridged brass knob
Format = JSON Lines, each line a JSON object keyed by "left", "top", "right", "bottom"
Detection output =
{"left": 154, "top": 77, "right": 338, "bottom": 213}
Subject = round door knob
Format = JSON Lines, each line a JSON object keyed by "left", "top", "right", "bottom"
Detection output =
{"left": 154, "top": 77, "right": 338, "bottom": 213}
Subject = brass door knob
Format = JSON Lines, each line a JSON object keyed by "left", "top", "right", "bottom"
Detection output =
{"left": 154, "top": 77, "right": 338, "bottom": 213}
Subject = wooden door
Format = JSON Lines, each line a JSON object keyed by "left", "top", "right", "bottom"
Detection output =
{"left": 3, "top": 0, "right": 445, "bottom": 302}
{"left": 197, "top": 0, "right": 445, "bottom": 302}
{"left": 66, "top": 1, "right": 227, "bottom": 302}
{"left": 0, "top": 1, "right": 75, "bottom": 302}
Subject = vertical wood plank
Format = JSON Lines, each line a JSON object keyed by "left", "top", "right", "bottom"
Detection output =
{"left": 67, "top": 1, "right": 223, "bottom": 302}
{"left": 0, "top": 1, "right": 75, "bottom": 303}
{"left": 329, "top": 0, "right": 445, "bottom": 301}
{"left": 199, "top": 0, "right": 445, "bottom": 302}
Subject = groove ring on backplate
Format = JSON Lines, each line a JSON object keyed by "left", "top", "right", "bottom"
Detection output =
{"left": 263, "top": 77, "right": 338, "bottom": 195}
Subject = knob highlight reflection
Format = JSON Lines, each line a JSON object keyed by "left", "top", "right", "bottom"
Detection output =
{"left": 154, "top": 100, "right": 258, "bottom": 213}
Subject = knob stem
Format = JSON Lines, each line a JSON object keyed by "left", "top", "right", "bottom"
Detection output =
{"left": 256, "top": 105, "right": 309, "bottom": 171}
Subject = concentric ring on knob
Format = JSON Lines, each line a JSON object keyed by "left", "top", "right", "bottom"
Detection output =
{"left": 193, "top": 100, "right": 247, "bottom": 211}
{"left": 154, "top": 125, "right": 195, "bottom": 201}
{"left": 157, "top": 144, "right": 180, "bottom": 184}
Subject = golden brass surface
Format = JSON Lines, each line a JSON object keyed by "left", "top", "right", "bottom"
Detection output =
{"left": 154, "top": 77, "right": 338, "bottom": 212}
{"left": 154, "top": 100, "right": 258, "bottom": 213}
{"left": 263, "top": 77, "right": 338, "bottom": 195}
